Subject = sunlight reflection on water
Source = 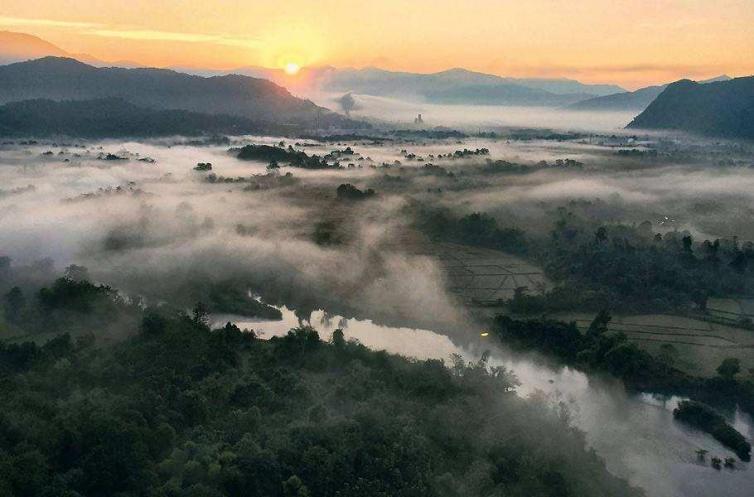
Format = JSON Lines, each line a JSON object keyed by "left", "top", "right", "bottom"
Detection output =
{"left": 211, "top": 306, "right": 754, "bottom": 497}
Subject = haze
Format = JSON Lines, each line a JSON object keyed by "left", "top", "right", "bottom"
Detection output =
{"left": 2, "top": 2, "right": 754, "bottom": 497}
{"left": 1, "top": 0, "right": 753, "bottom": 88}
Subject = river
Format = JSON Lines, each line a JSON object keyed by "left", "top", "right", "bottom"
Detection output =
{"left": 211, "top": 306, "right": 753, "bottom": 497}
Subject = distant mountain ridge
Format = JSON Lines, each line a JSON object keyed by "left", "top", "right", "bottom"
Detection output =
{"left": 309, "top": 67, "right": 625, "bottom": 106}
{"left": 0, "top": 57, "right": 361, "bottom": 128}
{"left": 568, "top": 75, "right": 732, "bottom": 112}
{"left": 0, "top": 30, "right": 106, "bottom": 66}
{"left": 172, "top": 66, "right": 626, "bottom": 107}
{"left": 1, "top": 30, "right": 633, "bottom": 107}
{"left": 627, "top": 77, "right": 754, "bottom": 139}
{"left": 0, "top": 31, "right": 68, "bottom": 64}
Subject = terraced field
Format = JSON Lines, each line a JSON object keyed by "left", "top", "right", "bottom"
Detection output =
{"left": 429, "top": 243, "right": 550, "bottom": 305}
{"left": 708, "top": 297, "right": 754, "bottom": 324}
{"left": 555, "top": 312, "right": 754, "bottom": 377}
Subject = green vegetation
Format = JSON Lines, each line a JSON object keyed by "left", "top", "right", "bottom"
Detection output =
{"left": 491, "top": 311, "right": 754, "bottom": 457}
{"left": 673, "top": 401, "right": 751, "bottom": 461}
{"left": 492, "top": 312, "right": 684, "bottom": 391}
{"left": 200, "top": 283, "right": 282, "bottom": 320}
{"left": 421, "top": 207, "right": 754, "bottom": 314}
{"left": 312, "top": 221, "right": 343, "bottom": 246}
{"left": 419, "top": 210, "right": 528, "bottom": 255}
{"left": 477, "top": 158, "right": 582, "bottom": 175}
{"left": 236, "top": 144, "right": 336, "bottom": 169}
{"left": 336, "top": 183, "right": 375, "bottom": 200}
{"left": 538, "top": 211, "right": 754, "bottom": 312}
{"left": 2, "top": 277, "right": 140, "bottom": 338}
{"left": 0, "top": 277, "right": 642, "bottom": 497}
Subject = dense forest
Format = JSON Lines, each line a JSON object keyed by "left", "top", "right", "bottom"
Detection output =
{"left": 491, "top": 312, "right": 753, "bottom": 460}
{"left": 419, "top": 207, "right": 754, "bottom": 314}
{"left": 0, "top": 271, "right": 641, "bottom": 497}
{"left": 235, "top": 144, "right": 337, "bottom": 169}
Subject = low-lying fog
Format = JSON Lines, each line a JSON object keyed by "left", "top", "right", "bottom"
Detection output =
{"left": 2, "top": 134, "right": 754, "bottom": 325}
{"left": 2, "top": 128, "right": 753, "bottom": 497}
{"left": 312, "top": 91, "right": 638, "bottom": 132}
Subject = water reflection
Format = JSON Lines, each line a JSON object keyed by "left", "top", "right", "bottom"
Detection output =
{"left": 211, "top": 306, "right": 753, "bottom": 497}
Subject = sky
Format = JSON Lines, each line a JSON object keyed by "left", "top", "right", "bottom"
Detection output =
{"left": 1, "top": 0, "right": 753, "bottom": 89}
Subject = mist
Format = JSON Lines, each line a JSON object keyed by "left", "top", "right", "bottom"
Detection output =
{"left": 2, "top": 127, "right": 754, "bottom": 497}
{"left": 310, "top": 91, "right": 638, "bottom": 132}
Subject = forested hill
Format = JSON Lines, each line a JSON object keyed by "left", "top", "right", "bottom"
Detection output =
{"left": 0, "top": 273, "right": 642, "bottom": 497}
{"left": 0, "top": 57, "right": 364, "bottom": 129}
{"left": 321, "top": 67, "right": 608, "bottom": 106}
{"left": 567, "top": 84, "right": 665, "bottom": 111}
{"left": 627, "top": 77, "right": 754, "bottom": 139}
{"left": 568, "top": 75, "right": 731, "bottom": 112}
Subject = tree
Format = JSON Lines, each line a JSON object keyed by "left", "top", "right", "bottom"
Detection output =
{"left": 331, "top": 329, "right": 345, "bottom": 348}
{"left": 586, "top": 310, "right": 611, "bottom": 340}
{"left": 682, "top": 235, "right": 693, "bottom": 254}
{"left": 3, "top": 287, "right": 25, "bottom": 323}
{"left": 595, "top": 227, "right": 608, "bottom": 244}
{"left": 64, "top": 264, "right": 90, "bottom": 282}
{"left": 282, "top": 475, "right": 310, "bottom": 497}
{"left": 716, "top": 357, "right": 741, "bottom": 379}
{"left": 658, "top": 343, "right": 678, "bottom": 366}
{"left": 337, "top": 93, "right": 356, "bottom": 116}
{"left": 193, "top": 302, "right": 209, "bottom": 326}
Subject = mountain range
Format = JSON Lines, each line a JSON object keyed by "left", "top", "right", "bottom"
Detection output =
{"left": 1, "top": 29, "right": 752, "bottom": 139}
{"left": 568, "top": 75, "right": 731, "bottom": 112}
{"left": 627, "top": 77, "right": 754, "bottom": 139}
{"left": 316, "top": 67, "right": 626, "bottom": 106}
{"left": 0, "top": 31, "right": 68, "bottom": 64}
{"left": 0, "top": 30, "right": 122, "bottom": 67}
{"left": 0, "top": 57, "right": 360, "bottom": 129}
{"left": 1, "top": 30, "right": 626, "bottom": 107}
{"left": 177, "top": 65, "right": 626, "bottom": 107}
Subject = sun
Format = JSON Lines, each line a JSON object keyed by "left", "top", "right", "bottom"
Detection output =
{"left": 284, "top": 62, "right": 301, "bottom": 75}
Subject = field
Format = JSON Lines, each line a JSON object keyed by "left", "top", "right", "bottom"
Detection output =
{"left": 554, "top": 311, "right": 754, "bottom": 377}
{"left": 708, "top": 297, "right": 754, "bottom": 324}
{"left": 432, "top": 243, "right": 550, "bottom": 304}
{"left": 420, "top": 239, "right": 754, "bottom": 379}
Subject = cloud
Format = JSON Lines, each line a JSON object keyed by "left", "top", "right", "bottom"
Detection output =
{"left": 0, "top": 15, "right": 98, "bottom": 29}
{"left": 0, "top": 15, "right": 261, "bottom": 50}
{"left": 86, "top": 29, "right": 261, "bottom": 49}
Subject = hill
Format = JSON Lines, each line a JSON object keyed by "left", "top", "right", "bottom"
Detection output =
{"left": 509, "top": 77, "right": 623, "bottom": 96}
{"left": 0, "top": 32, "right": 626, "bottom": 108}
{"left": 626, "top": 77, "right": 754, "bottom": 139}
{"left": 177, "top": 65, "right": 624, "bottom": 103}
{"left": 0, "top": 31, "right": 68, "bottom": 64}
{"left": 0, "top": 30, "right": 104, "bottom": 66}
{"left": 569, "top": 75, "right": 732, "bottom": 112}
{"left": 0, "top": 274, "right": 642, "bottom": 497}
{"left": 317, "top": 67, "right": 621, "bottom": 106}
{"left": 0, "top": 98, "right": 283, "bottom": 138}
{"left": 568, "top": 85, "right": 665, "bottom": 111}
{"left": 0, "top": 57, "right": 361, "bottom": 129}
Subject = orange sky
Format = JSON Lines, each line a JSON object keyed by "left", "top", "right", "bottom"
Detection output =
{"left": 2, "top": 0, "right": 753, "bottom": 89}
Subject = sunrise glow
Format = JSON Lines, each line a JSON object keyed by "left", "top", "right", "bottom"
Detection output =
{"left": 284, "top": 62, "right": 300, "bottom": 75}
{"left": 0, "top": 1, "right": 753, "bottom": 88}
